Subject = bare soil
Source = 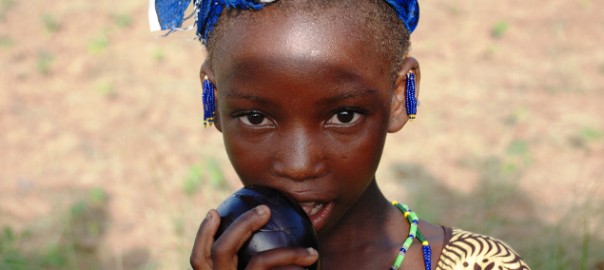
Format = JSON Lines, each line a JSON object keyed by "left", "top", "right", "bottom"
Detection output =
{"left": 1, "top": 0, "right": 603, "bottom": 269}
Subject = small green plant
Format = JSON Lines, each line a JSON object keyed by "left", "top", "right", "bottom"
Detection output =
{"left": 182, "top": 165, "right": 203, "bottom": 196}
{"left": 578, "top": 126, "right": 604, "bottom": 141}
{"left": 0, "top": 227, "right": 30, "bottom": 270}
{"left": 87, "top": 33, "right": 109, "bottom": 54}
{"left": 482, "top": 44, "right": 499, "bottom": 59}
{"left": 491, "top": 20, "right": 509, "bottom": 38}
{"left": 66, "top": 188, "right": 108, "bottom": 254}
{"left": 0, "top": 0, "right": 14, "bottom": 9}
{"left": 0, "top": 188, "right": 111, "bottom": 270}
{"left": 152, "top": 48, "right": 165, "bottom": 62}
{"left": 0, "top": 36, "right": 12, "bottom": 48}
{"left": 569, "top": 126, "right": 604, "bottom": 149}
{"left": 0, "top": 0, "right": 15, "bottom": 20}
{"left": 445, "top": 5, "right": 461, "bottom": 16}
{"left": 88, "top": 187, "right": 107, "bottom": 205}
{"left": 36, "top": 51, "right": 54, "bottom": 75}
{"left": 40, "top": 244, "right": 68, "bottom": 269}
{"left": 172, "top": 217, "right": 185, "bottom": 237}
{"left": 478, "top": 157, "right": 522, "bottom": 212}
{"left": 70, "top": 200, "right": 88, "bottom": 218}
{"left": 205, "top": 158, "right": 227, "bottom": 189}
{"left": 96, "top": 80, "right": 116, "bottom": 97}
{"left": 0, "top": 226, "right": 69, "bottom": 270}
{"left": 503, "top": 108, "right": 528, "bottom": 126}
{"left": 393, "top": 157, "right": 604, "bottom": 269}
{"left": 111, "top": 13, "right": 133, "bottom": 28}
{"left": 505, "top": 139, "right": 532, "bottom": 169}
{"left": 41, "top": 14, "right": 61, "bottom": 33}
{"left": 507, "top": 139, "right": 529, "bottom": 156}
{"left": 182, "top": 159, "right": 227, "bottom": 196}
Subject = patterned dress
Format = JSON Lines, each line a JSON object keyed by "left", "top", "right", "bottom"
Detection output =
{"left": 435, "top": 227, "right": 531, "bottom": 270}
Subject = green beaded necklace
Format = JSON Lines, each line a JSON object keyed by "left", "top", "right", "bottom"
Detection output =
{"left": 390, "top": 201, "right": 432, "bottom": 270}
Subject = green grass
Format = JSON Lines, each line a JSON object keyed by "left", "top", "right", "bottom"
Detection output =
{"left": 182, "top": 164, "right": 203, "bottom": 196}
{"left": 87, "top": 33, "right": 109, "bottom": 55}
{"left": 182, "top": 158, "right": 228, "bottom": 196}
{"left": 578, "top": 126, "right": 604, "bottom": 141}
{"left": 96, "top": 80, "right": 116, "bottom": 97}
{"left": 523, "top": 216, "right": 604, "bottom": 270}
{"left": 445, "top": 4, "right": 462, "bottom": 16}
{"left": 36, "top": 51, "right": 54, "bottom": 75}
{"left": 491, "top": 20, "right": 509, "bottom": 39}
{"left": 0, "top": 227, "right": 71, "bottom": 270}
{"left": 393, "top": 153, "right": 604, "bottom": 269}
{"left": 0, "top": 188, "right": 118, "bottom": 270}
{"left": 0, "top": 227, "right": 30, "bottom": 270}
{"left": 205, "top": 158, "right": 227, "bottom": 189}
{"left": 152, "top": 48, "right": 165, "bottom": 62}
{"left": 41, "top": 14, "right": 61, "bottom": 33}
{"left": 503, "top": 108, "right": 529, "bottom": 126}
{"left": 111, "top": 13, "right": 133, "bottom": 29}
{"left": 505, "top": 139, "right": 532, "bottom": 169}
{"left": 0, "top": 0, "right": 15, "bottom": 21}
{"left": 0, "top": 0, "right": 14, "bottom": 9}
{"left": 569, "top": 126, "right": 604, "bottom": 149}
{"left": 0, "top": 36, "right": 12, "bottom": 48}
{"left": 0, "top": 188, "right": 155, "bottom": 270}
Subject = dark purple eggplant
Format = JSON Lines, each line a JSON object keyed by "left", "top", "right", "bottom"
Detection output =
{"left": 215, "top": 186, "right": 319, "bottom": 270}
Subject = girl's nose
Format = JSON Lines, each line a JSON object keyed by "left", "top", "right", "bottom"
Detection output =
{"left": 271, "top": 130, "right": 326, "bottom": 182}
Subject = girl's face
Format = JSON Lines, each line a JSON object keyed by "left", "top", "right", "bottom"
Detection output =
{"left": 208, "top": 5, "right": 406, "bottom": 235}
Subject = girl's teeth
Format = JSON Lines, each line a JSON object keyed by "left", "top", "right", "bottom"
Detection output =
{"left": 309, "top": 203, "right": 324, "bottom": 216}
{"left": 299, "top": 202, "right": 324, "bottom": 216}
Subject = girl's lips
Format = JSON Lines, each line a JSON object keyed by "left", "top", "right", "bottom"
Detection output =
{"left": 299, "top": 201, "right": 333, "bottom": 231}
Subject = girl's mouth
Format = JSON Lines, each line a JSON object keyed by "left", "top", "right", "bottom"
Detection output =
{"left": 299, "top": 201, "right": 333, "bottom": 231}
{"left": 300, "top": 202, "right": 324, "bottom": 216}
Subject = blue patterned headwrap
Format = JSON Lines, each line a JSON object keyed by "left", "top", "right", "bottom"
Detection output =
{"left": 149, "top": 0, "right": 419, "bottom": 44}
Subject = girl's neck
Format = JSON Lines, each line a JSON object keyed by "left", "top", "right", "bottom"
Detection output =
{"left": 317, "top": 180, "right": 409, "bottom": 268}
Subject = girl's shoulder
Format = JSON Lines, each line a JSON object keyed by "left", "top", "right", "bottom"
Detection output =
{"left": 435, "top": 227, "right": 531, "bottom": 270}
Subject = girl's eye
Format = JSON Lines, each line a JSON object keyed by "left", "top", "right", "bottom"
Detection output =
{"left": 238, "top": 112, "right": 272, "bottom": 126}
{"left": 327, "top": 110, "right": 361, "bottom": 125}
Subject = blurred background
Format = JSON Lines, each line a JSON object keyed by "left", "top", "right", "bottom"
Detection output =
{"left": 1, "top": 0, "right": 603, "bottom": 269}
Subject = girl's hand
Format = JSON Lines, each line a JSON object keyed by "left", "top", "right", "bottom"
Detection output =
{"left": 190, "top": 205, "right": 320, "bottom": 270}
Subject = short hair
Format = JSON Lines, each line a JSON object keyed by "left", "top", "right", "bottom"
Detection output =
{"left": 206, "top": 0, "right": 411, "bottom": 84}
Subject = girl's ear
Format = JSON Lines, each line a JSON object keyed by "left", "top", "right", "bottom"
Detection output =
{"left": 212, "top": 83, "right": 222, "bottom": 133}
{"left": 200, "top": 62, "right": 222, "bottom": 132}
{"left": 388, "top": 57, "right": 421, "bottom": 133}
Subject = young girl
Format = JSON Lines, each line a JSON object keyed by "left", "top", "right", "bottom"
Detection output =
{"left": 150, "top": 0, "right": 531, "bottom": 269}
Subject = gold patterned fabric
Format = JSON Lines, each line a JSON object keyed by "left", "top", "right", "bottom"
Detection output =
{"left": 435, "top": 228, "right": 531, "bottom": 270}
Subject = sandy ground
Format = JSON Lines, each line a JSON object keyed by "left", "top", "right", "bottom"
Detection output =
{"left": 1, "top": 0, "right": 603, "bottom": 269}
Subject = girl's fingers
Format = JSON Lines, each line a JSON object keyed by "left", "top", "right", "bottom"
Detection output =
{"left": 212, "top": 205, "right": 272, "bottom": 268}
{"left": 191, "top": 209, "right": 220, "bottom": 270}
{"left": 246, "top": 247, "right": 319, "bottom": 270}
{"left": 191, "top": 205, "right": 314, "bottom": 270}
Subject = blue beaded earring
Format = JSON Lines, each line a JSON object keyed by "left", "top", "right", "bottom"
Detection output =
{"left": 405, "top": 72, "right": 418, "bottom": 120}
{"left": 202, "top": 76, "right": 216, "bottom": 127}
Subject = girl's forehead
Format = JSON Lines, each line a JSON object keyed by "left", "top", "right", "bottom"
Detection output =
{"left": 211, "top": 4, "right": 391, "bottom": 79}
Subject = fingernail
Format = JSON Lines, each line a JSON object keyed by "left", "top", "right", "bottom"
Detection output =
{"left": 255, "top": 205, "right": 267, "bottom": 216}
{"left": 306, "top": 247, "right": 318, "bottom": 256}
{"left": 206, "top": 211, "right": 213, "bottom": 221}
